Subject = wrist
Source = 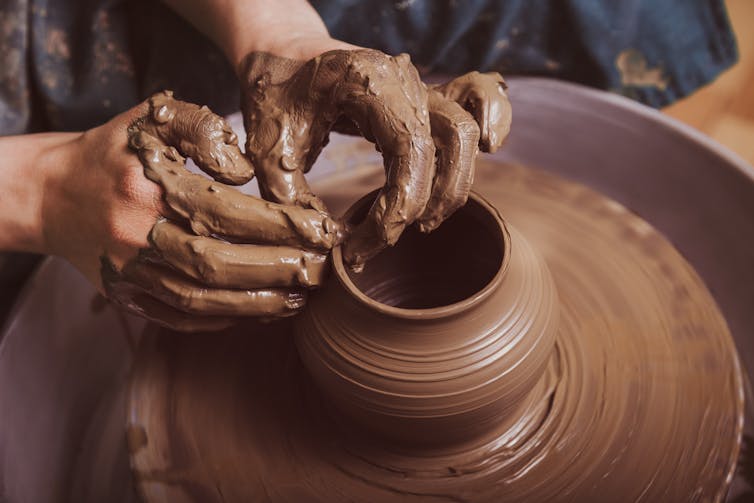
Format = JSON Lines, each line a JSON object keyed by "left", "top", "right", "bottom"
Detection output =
{"left": 0, "top": 132, "right": 77, "bottom": 254}
{"left": 235, "top": 36, "right": 358, "bottom": 83}
{"left": 37, "top": 133, "right": 82, "bottom": 257}
{"left": 237, "top": 34, "right": 356, "bottom": 66}
{"left": 163, "top": 0, "right": 358, "bottom": 72}
{"left": 210, "top": 2, "right": 357, "bottom": 70}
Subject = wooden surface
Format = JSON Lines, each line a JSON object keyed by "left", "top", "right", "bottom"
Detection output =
{"left": 663, "top": 0, "right": 754, "bottom": 165}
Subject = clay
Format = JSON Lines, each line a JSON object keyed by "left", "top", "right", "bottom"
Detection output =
{"left": 239, "top": 51, "right": 511, "bottom": 269}
{"left": 128, "top": 92, "right": 343, "bottom": 250}
{"left": 101, "top": 91, "right": 340, "bottom": 331}
{"left": 430, "top": 71, "right": 511, "bottom": 154}
{"left": 129, "top": 90, "right": 255, "bottom": 186}
{"left": 127, "top": 161, "right": 743, "bottom": 502}
{"left": 296, "top": 190, "right": 559, "bottom": 447}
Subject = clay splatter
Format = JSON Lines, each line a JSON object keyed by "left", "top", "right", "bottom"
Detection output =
{"left": 615, "top": 48, "right": 668, "bottom": 90}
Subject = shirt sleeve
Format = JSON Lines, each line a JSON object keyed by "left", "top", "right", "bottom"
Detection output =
{"left": 312, "top": 0, "right": 738, "bottom": 108}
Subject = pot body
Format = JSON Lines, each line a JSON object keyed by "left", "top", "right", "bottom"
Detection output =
{"left": 295, "top": 193, "right": 559, "bottom": 447}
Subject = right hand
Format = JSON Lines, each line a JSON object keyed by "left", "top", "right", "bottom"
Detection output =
{"left": 42, "top": 91, "right": 342, "bottom": 331}
{"left": 239, "top": 48, "right": 512, "bottom": 270}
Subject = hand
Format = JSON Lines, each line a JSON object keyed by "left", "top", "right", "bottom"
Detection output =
{"left": 239, "top": 48, "right": 511, "bottom": 270}
{"left": 42, "top": 91, "right": 342, "bottom": 331}
{"left": 421, "top": 71, "right": 512, "bottom": 230}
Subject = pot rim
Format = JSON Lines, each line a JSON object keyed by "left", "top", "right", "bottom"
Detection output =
{"left": 331, "top": 190, "right": 512, "bottom": 320}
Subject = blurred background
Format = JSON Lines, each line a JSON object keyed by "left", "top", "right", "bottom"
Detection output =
{"left": 664, "top": 0, "right": 754, "bottom": 165}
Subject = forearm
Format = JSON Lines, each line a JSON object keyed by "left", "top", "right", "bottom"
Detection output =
{"left": 0, "top": 133, "right": 75, "bottom": 254}
{"left": 162, "top": 0, "right": 357, "bottom": 71}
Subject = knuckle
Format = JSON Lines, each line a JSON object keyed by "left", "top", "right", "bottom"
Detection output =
{"left": 175, "top": 289, "right": 200, "bottom": 312}
{"left": 184, "top": 242, "right": 220, "bottom": 284}
{"left": 249, "top": 294, "right": 279, "bottom": 317}
{"left": 453, "top": 117, "right": 481, "bottom": 142}
{"left": 195, "top": 260, "right": 221, "bottom": 285}
{"left": 198, "top": 112, "right": 227, "bottom": 137}
{"left": 115, "top": 165, "right": 161, "bottom": 209}
{"left": 298, "top": 252, "right": 327, "bottom": 287}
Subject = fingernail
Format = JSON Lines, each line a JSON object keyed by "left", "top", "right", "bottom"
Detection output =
{"left": 323, "top": 217, "right": 347, "bottom": 244}
{"left": 285, "top": 291, "right": 307, "bottom": 310}
{"left": 323, "top": 216, "right": 336, "bottom": 235}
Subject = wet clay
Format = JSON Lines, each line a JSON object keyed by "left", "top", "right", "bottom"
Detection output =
{"left": 296, "top": 191, "right": 559, "bottom": 448}
{"left": 106, "top": 62, "right": 511, "bottom": 328}
{"left": 127, "top": 161, "right": 743, "bottom": 502}
{"left": 239, "top": 51, "right": 511, "bottom": 268}
{"left": 101, "top": 91, "right": 342, "bottom": 331}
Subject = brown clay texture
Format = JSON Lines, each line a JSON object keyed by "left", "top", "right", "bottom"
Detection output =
{"left": 239, "top": 50, "right": 511, "bottom": 268}
{"left": 102, "top": 91, "right": 342, "bottom": 331}
{"left": 127, "top": 161, "right": 743, "bottom": 502}
{"left": 295, "top": 190, "right": 560, "bottom": 449}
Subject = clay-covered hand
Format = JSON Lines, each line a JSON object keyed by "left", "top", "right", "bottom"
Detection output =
{"left": 239, "top": 49, "right": 511, "bottom": 269}
{"left": 420, "top": 71, "right": 512, "bottom": 232}
{"left": 44, "top": 91, "right": 342, "bottom": 332}
{"left": 430, "top": 71, "right": 512, "bottom": 154}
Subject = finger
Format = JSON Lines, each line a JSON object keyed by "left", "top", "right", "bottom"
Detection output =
{"left": 242, "top": 56, "right": 329, "bottom": 212}
{"left": 120, "top": 294, "right": 239, "bottom": 332}
{"left": 129, "top": 131, "right": 343, "bottom": 251}
{"left": 471, "top": 73, "right": 511, "bottom": 153}
{"left": 129, "top": 90, "right": 254, "bottom": 185}
{"left": 100, "top": 256, "right": 237, "bottom": 332}
{"left": 253, "top": 146, "right": 328, "bottom": 213}
{"left": 434, "top": 72, "right": 511, "bottom": 153}
{"left": 335, "top": 51, "right": 436, "bottom": 268}
{"left": 120, "top": 261, "right": 307, "bottom": 318}
{"left": 417, "top": 91, "right": 480, "bottom": 233}
{"left": 146, "top": 220, "right": 329, "bottom": 289}
{"left": 340, "top": 100, "right": 435, "bottom": 268}
{"left": 330, "top": 116, "right": 361, "bottom": 136}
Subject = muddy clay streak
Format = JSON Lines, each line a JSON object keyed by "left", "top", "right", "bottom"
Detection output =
{"left": 127, "top": 162, "right": 743, "bottom": 502}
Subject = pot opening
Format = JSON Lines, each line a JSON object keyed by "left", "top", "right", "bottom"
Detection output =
{"left": 345, "top": 194, "right": 506, "bottom": 310}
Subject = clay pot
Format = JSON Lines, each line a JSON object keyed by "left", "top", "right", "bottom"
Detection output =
{"left": 295, "top": 190, "right": 559, "bottom": 448}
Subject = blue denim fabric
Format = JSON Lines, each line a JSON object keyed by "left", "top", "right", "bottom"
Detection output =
{"left": 312, "top": 0, "right": 737, "bottom": 107}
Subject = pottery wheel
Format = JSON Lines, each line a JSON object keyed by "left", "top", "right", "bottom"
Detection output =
{"left": 128, "top": 160, "right": 743, "bottom": 502}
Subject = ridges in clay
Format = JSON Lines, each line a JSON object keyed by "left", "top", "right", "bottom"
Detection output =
{"left": 128, "top": 162, "right": 743, "bottom": 502}
{"left": 295, "top": 190, "right": 559, "bottom": 448}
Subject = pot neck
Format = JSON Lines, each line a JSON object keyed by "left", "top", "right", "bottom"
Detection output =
{"left": 331, "top": 191, "right": 512, "bottom": 321}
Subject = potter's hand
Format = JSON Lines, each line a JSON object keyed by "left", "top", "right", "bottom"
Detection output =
{"left": 44, "top": 91, "right": 341, "bottom": 332}
{"left": 420, "top": 71, "right": 512, "bottom": 231}
{"left": 239, "top": 50, "right": 511, "bottom": 269}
